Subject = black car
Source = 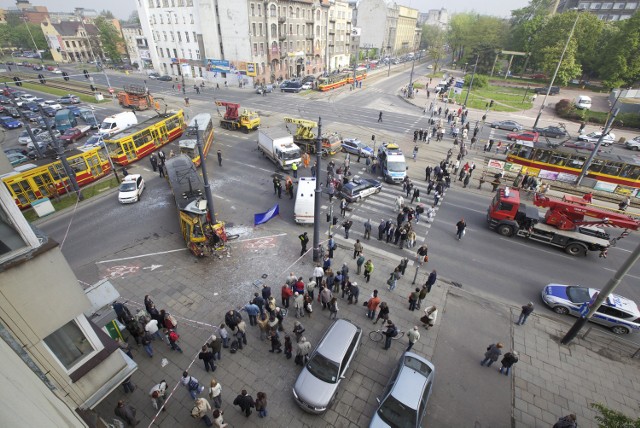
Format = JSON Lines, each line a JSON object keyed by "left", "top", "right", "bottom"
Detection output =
{"left": 281, "top": 81, "right": 303, "bottom": 93}
{"left": 42, "top": 106, "right": 57, "bottom": 117}
{"left": 0, "top": 95, "right": 11, "bottom": 104}
{"left": 533, "top": 126, "right": 567, "bottom": 139}
{"left": 5, "top": 106, "right": 21, "bottom": 118}
{"left": 339, "top": 178, "right": 382, "bottom": 202}
{"left": 158, "top": 75, "right": 173, "bottom": 81}
{"left": 534, "top": 86, "right": 560, "bottom": 95}
{"left": 21, "top": 102, "right": 40, "bottom": 112}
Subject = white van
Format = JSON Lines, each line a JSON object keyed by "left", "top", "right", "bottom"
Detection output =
{"left": 98, "top": 111, "right": 138, "bottom": 136}
{"left": 575, "top": 95, "right": 592, "bottom": 110}
{"left": 294, "top": 177, "right": 316, "bottom": 224}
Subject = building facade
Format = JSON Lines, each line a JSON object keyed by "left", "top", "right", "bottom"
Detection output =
{"left": 122, "top": 24, "right": 152, "bottom": 70}
{"left": 418, "top": 8, "right": 448, "bottom": 29}
{"left": 0, "top": 157, "right": 136, "bottom": 425}
{"left": 40, "top": 18, "right": 102, "bottom": 64}
{"left": 395, "top": 5, "right": 418, "bottom": 54}
{"left": 556, "top": 0, "right": 639, "bottom": 20}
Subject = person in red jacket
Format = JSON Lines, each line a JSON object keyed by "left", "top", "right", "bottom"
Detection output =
{"left": 281, "top": 283, "right": 293, "bottom": 308}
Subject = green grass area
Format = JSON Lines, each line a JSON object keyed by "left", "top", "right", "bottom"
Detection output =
{"left": 412, "top": 82, "right": 425, "bottom": 89}
{"left": 0, "top": 78, "right": 109, "bottom": 104}
{"left": 23, "top": 176, "right": 119, "bottom": 222}
{"left": 450, "top": 84, "right": 533, "bottom": 112}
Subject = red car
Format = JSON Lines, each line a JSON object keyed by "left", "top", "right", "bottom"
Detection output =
{"left": 59, "top": 126, "right": 89, "bottom": 144}
{"left": 507, "top": 131, "right": 539, "bottom": 142}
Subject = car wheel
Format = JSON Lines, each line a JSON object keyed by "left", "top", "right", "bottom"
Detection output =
{"left": 610, "top": 325, "right": 629, "bottom": 335}
{"left": 553, "top": 306, "right": 569, "bottom": 315}
{"left": 497, "top": 224, "right": 514, "bottom": 237}
{"left": 632, "top": 147, "right": 639, "bottom": 151}
{"left": 357, "top": 196, "right": 362, "bottom": 202}
{"left": 565, "top": 242, "right": 587, "bottom": 257}
{"left": 512, "top": 128, "right": 519, "bottom": 132}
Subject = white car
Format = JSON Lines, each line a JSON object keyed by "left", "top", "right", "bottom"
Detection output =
{"left": 19, "top": 94, "right": 37, "bottom": 103}
{"left": 18, "top": 128, "right": 43, "bottom": 145}
{"left": 301, "top": 82, "right": 312, "bottom": 90}
{"left": 44, "top": 100, "right": 63, "bottom": 110}
{"left": 623, "top": 136, "right": 640, "bottom": 151}
{"left": 577, "top": 131, "right": 616, "bottom": 146}
{"left": 118, "top": 174, "right": 145, "bottom": 204}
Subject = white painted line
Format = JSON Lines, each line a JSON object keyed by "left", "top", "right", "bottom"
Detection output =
{"left": 498, "top": 237, "right": 575, "bottom": 259}
{"left": 97, "top": 248, "right": 187, "bottom": 264}
{"left": 601, "top": 267, "right": 640, "bottom": 280}
{"left": 235, "top": 233, "right": 287, "bottom": 243}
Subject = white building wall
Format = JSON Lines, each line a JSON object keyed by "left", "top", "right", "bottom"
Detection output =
{"left": 355, "top": 0, "right": 388, "bottom": 52}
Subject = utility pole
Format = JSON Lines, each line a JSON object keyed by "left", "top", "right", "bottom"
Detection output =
{"left": 576, "top": 108, "right": 619, "bottom": 186}
{"left": 195, "top": 120, "right": 216, "bottom": 223}
{"left": 561, "top": 243, "right": 640, "bottom": 345}
{"left": 312, "top": 117, "right": 323, "bottom": 262}
{"left": 463, "top": 55, "right": 479, "bottom": 106}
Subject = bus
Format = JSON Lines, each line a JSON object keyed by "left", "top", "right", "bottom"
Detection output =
{"left": 164, "top": 154, "right": 229, "bottom": 256}
{"left": 105, "top": 110, "right": 185, "bottom": 166}
{"left": 178, "top": 113, "right": 214, "bottom": 167}
{"left": 507, "top": 141, "right": 640, "bottom": 189}
{"left": 2, "top": 147, "right": 111, "bottom": 209}
{"left": 317, "top": 69, "right": 367, "bottom": 91}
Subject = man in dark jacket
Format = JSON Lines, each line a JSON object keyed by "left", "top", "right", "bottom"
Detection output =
{"left": 516, "top": 302, "right": 535, "bottom": 325}
{"left": 233, "top": 389, "right": 256, "bottom": 417}
{"left": 114, "top": 400, "right": 139, "bottom": 426}
{"left": 224, "top": 310, "right": 242, "bottom": 331}
{"left": 198, "top": 345, "right": 216, "bottom": 372}
{"left": 425, "top": 270, "right": 437, "bottom": 293}
{"left": 299, "top": 232, "right": 309, "bottom": 256}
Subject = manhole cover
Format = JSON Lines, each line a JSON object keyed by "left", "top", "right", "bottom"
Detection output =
{"left": 253, "top": 279, "right": 264, "bottom": 288}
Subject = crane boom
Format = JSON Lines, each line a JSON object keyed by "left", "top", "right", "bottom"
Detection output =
{"left": 214, "top": 101, "right": 239, "bottom": 121}
{"left": 284, "top": 117, "right": 317, "bottom": 140}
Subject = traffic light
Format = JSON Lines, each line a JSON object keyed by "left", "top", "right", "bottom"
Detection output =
{"left": 83, "top": 69, "right": 90, "bottom": 79}
{"left": 62, "top": 71, "right": 69, "bottom": 81}
{"left": 489, "top": 100, "right": 494, "bottom": 107}
{"left": 13, "top": 77, "right": 22, "bottom": 87}
{"left": 332, "top": 216, "right": 338, "bottom": 225}
{"left": 38, "top": 74, "right": 46, "bottom": 84}
{"left": 371, "top": 135, "right": 375, "bottom": 141}
{"left": 326, "top": 213, "right": 331, "bottom": 222}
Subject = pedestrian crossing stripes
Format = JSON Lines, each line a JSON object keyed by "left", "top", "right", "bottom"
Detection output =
{"left": 321, "top": 177, "right": 447, "bottom": 265}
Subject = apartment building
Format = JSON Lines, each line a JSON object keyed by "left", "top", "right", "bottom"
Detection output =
{"left": 556, "top": 0, "right": 639, "bottom": 20}
{"left": 122, "top": 24, "right": 152, "bottom": 70}
{"left": 0, "top": 157, "right": 136, "bottom": 425}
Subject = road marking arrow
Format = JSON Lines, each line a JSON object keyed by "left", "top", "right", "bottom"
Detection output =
{"left": 143, "top": 264, "right": 163, "bottom": 271}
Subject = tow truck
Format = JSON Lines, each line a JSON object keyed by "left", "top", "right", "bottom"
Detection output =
{"left": 116, "top": 85, "right": 158, "bottom": 111}
{"left": 487, "top": 187, "right": 640, "bottom": 256}
{"left": 283, "top": 117, "right": 342, "bottom": 155}
{"left": 214, "top": 101, "right": 260, "bottom": 133}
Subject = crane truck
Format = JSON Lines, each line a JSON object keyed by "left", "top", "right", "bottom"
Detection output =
{"left": 214, "top": 101, "right": 260, "bottom": 133}
{"left": 117, "top": 85, "right": 158, "bottom": 111}
{"left": 487, "top": 187, "right": 640, "bottom": 257}
{"left": 283, "top": 117, "right": 342, "bottom": 155}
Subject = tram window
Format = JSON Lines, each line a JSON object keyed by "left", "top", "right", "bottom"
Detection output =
{"left": 566, "top": 155, "right": 585, "bottom": 169}
{"left": 588, "top": 159, "right": 605, "bottom": 173}
{"left": 514, "top": 145, "right": 532, "bottom": 158}
{"left": 10, "top": 180, "right": 36, "bottom": 205}
{"left": 193, "top": 223, "right": 203, "bottom": 237}
{"left": 68, "top": 157, "right": 85, "bottom": 173}
{"left": 549, "top": 153, "right": 569, "bottom": 166}
{"left": 133, "top": 130, "right": 152, "bottom": 148}
{"left": 533, "top": 149, "right": 551, "bottom": 163}
{"left": 166, "top": 117, "right": 180, "bottom": 130}
{"left": 620, "top": 165, "right": 640, "bottom": 180}
{"left": 601, "top": 162, "right": 621, "bottom": 176}
{"left": 49, "top": 164, "right": 66, "bottom": 179}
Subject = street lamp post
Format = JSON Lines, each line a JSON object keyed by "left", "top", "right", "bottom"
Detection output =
{"left": 463, "top": 55, "right": 479, "bottom": 106}
{"left": 22, "top": 17, "right": 44, "bottom": 66}
{"left": 89, "top": 106, "right": 119, "bottom": 183}
{"left": 312, "top": 117, "right": 323, "bottom": 262}
{"left": 532, "top": 10, "right": 582, "bottom": 128}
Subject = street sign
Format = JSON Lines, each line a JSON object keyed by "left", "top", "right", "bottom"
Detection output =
{"left": 108, "top": 88, "right": 115, "bottom": 94}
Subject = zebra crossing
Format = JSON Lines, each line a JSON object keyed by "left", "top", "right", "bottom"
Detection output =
{"left": 321, "top": 171, "right": 446, "bottom": 265}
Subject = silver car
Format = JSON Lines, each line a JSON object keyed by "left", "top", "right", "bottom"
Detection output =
{"left": 370, "top": 352, "right": 435, "bottom": 428}
{"left": 292, "top": 319, "right": 362, "bottom": 414}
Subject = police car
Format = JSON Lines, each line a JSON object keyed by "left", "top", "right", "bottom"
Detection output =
{"left": 339, "top": 178, "right": 382, "bottom": 202}
{"left": 541, "top": 284, "right": 640, "bottom": 335}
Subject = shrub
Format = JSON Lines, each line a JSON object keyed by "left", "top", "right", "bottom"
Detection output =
{"left": 465, "top": 74, "right": 488, "bottom": 89}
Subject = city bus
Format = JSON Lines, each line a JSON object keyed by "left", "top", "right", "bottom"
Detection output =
{"left": 507, "top": 141, "right": 640, "bottom": 189}
{"left": 105, "top": 110, "right": 186, "bottom": 166}
{"left": 2, "top": 147, "right": 111, "bottom": 209}
{"left": 178, "top": 113, "right": 214, "bottom": 167}
{"left": 317, "top": 69, "right": 366, "bottom": 91}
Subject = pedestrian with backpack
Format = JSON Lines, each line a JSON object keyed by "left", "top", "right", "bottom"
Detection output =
{"left": 167, "top": 329, "right": 183, "bottom": 352}
{"left": 233, "top": 389, "right": 255, "bottom": 417}
{"left": 191, "top": 397, "right": 212, "bottom": 426}
{"left": 499, "top": 351, "right": 519, "bottom": 375}
{"left": 182, "top": 371, "right": 205, "bottom": 400}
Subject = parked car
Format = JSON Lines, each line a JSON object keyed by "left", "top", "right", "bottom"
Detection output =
{"left": 68, "top": 105, "right": 83, "bottom": 117}
{"left": 562, "top": 140, "right": 597, "bottom": 151}
{"left": 541, "top": 284, "right": 640, "bottom": 335}
{"left": 118, "top": 174, "right": 145, "bottom": 203}
{"left": 256, "top": 84, "right": 274, "bottom": 94}
{"left": 577, "top": 131, "right": 616, "bottom": 146}
{"left": 7, "top": 152, "right": 29, "bottom": 166}
{"left": 22, "top": 111, "right": 41, "bottom": 122}
{"left": 281, "top": 81, "right": 303, "bottom": 93}
{"left": 0, "top": 116, "right": 23, "bottom": 129}
{"left": 18, "top": 128, "right": 43, "bottom": 145}
{"left": 301, "top": 82, "right": 313, "bottom": 90}
{"left": 533, "top": 126, "right": 567, "bottom": 139}
{"left": 58, "top": 94, "right": 80, "bottom": 104}
{"left": 370, "top": 352, "right": 435, "bottom": 428}
{"left": 533, "top": 86, "right": 560, "bottom": 95}
{"left": 340, "top": 178, "right": 382, "bottom": 202}
{"left": 21, "top": 102, "right": 41, "bottom": 112}
{"left": 79, "top": 134, "right": 105, "bottom": 151}
{"left": 43, "top": 100, "right": 63, "bottom": 110}
{"left": 4, "top": 106, "right": 21, "bottom": 118}
{"left": 19, "top": 94, "right": 37, "bottom": 103}
{"left": 341, "top": 138, "right": 374, "bottom": 157}
{"left": 148, "top": 72, "right": 161, "bottom": 79}
{"left": 158, "top": 75, "right": 173, "bottom": 81}
{"left": 42, "top": 106, "right": 57, "bottom": 117}
{"left": 506, "top": 131, "right": 539, "bottom": 142}
{"left": 490, "top": 120, "right": 523, "bottom": 132}
{"left": 292, "top": 319, "right": 362, "bottom": 414}
{"left": 623, "top": 136, "right": 640, "bottom": 151}
{"left": 59, "top": 127, "right": 90, "bottom": 144}
{"left": 0, "top": 95, "right": 11, "bottom": 104}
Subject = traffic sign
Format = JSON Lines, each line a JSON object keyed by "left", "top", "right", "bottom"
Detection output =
{"left": 108, "top": 88, "right": 115, "bottom": 94}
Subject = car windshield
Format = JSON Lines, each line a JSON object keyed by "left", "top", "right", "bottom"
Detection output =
{"left": 64, "top": 129, "right": 76, "bottom": 135}
{"left": 566, "top": 286, "right": 591, "bottom": 303}
{"left": 306, "top": 352, "right": 340, "bottom": 383}
{"left": 282, "top": 150, "right": 300, "bottom": 161}
{"left": 387, "top": 161, "right": 405, "bottom": 172}
{"left": 376, "top": 394, "right": 417, "bottom": 428}
{"left": 120, "top": 182, "right": 137, "bottom": 192}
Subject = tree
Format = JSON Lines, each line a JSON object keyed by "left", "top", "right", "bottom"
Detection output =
{"left": 590, "top": 403, "right": 640, "bottom": 428}
{"left": 422, "top": 25, "right": 446, "bottom": 72}
{"left": 2, "top": 15, "right": 48, "bottom": 53}
{"left": 538, "top": 39, "right": 581, "bottom": 86}
{"left": 447, "top": 13, "right": 509, "bottom": 67}
{"left": 94, "top": 16, "right": 124, "bottom": 63}
{"left": 598, "top": 11, "right": 640, "bottom": 89}
{"left": 100, "top": 10, "right": 115, "bottom": 19}
{"left": 127, "top": 11, "right": 140, "bottom": 24}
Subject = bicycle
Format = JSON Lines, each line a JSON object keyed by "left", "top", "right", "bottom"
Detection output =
{"left": 369, "top": 329, "right": 405, "bottom": 343}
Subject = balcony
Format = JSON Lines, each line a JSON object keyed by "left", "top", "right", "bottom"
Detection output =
{"left": 305, "top": 34, "right": 314, "bottom": 40}
{"left": 279, "top": 33, "right": 287, "bottom": 41}
{"left": 278, "top": 16, "right": 286, "bottom": 23}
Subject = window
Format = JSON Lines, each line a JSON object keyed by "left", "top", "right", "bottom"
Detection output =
{"left": 163, "top": 31, "right": 167, "bottom": 41}
{"left": 162, "top": 0, "right": 168, "bottom": 6}
{"left": 170, "top": 31, "right": 174, "bottom": 42}
{"left": 590, "top": 3, "right": 602, "bottom": 9}
{"left": 156, "top": 0, "right": 160, "bottom": 6}
{"left": 173, "top": 48, "right": 177, "bottom": 58}
{"left": 187, "top": 0, "right": 193, "bottom": 5}
{"left": 65, "top": 41, "right": 70, "bottom": 48}
{"left": 159, "top": 14, "right": 163, "bottom": 24}
{"left": 195, "top": 49, "right": 200, "bottom": 59}
{"left": 181, "top": 48, "right": 185, "bottom": 58}
{"left": 613, "top": 2, "right": 625, "bottom": 8}
{"left": 625, "top": 2, "right": 638, "bottom": 8}
{"left": 289, "top": 24, "right": 293, "bottom": 34}
{"left": 251, "top": 4, "right": 255, "bottom": 16}
{"left": 149, "top": 0, "right": 154, "bottom": 7}
{"left": 270, "top": 5, "right": 276, "bottom": 17}
{"left": 252, "top": 23, "right": 256, "bottom": 36}
{"left": 290, "top": 6, "right": 294, "bottom": 17}
{"left": 158, "top": 47, "right": 163, "bottom": 57}
{"left": 259, "top": 23, "right": 263, "bottom": 36}
{"left": 602, "top": 2, "right": 613, "bottom": 8}
{"left": 533, "top": 149, "right": 551, "bottom": 163}
{"left": 166, "top": 48, "right": 170, "bottom": 57}
{"left": 296, "top": 7, "right": 300, "bottom": 18}
{"left": 253, "top": 43, "right": 258, "bottom": 55}
{"left": 177, "top": 32, "right": 182, "bottom": 42}
{"left": 258, "top": 4, "right": 262, "bottom": 16}
{"left": 43, "top": 319, "right": 96, "bottom": 371}
{"left": 188, "top": 49, "right": 192, "bottom": 59}
{"left": 271, "top": 23, "right": 277, "bottom": 37}
{"left": 297, "top": 24, "right": 299, "bottom": 35}
{"left": 260, "top": 42, "right": 264, "bottom": 55}
{"left": 190, "top": 14, "right": 194, "bottom": 24}
{"left": 72, "top": 41, "right": 77, "bottom": 48}
{"left": 185, "top": 32, "right": 190, "bottom": 42}
{"left": 601, "top": 161, "right": 622, "bottom": 176}
{"left": 171, "top": 0, "right": 175, "bottom": 6}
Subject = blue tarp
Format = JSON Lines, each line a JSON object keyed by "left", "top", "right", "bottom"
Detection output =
{"left": 254, "top": 204, "right": 279, "bottom": 226}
